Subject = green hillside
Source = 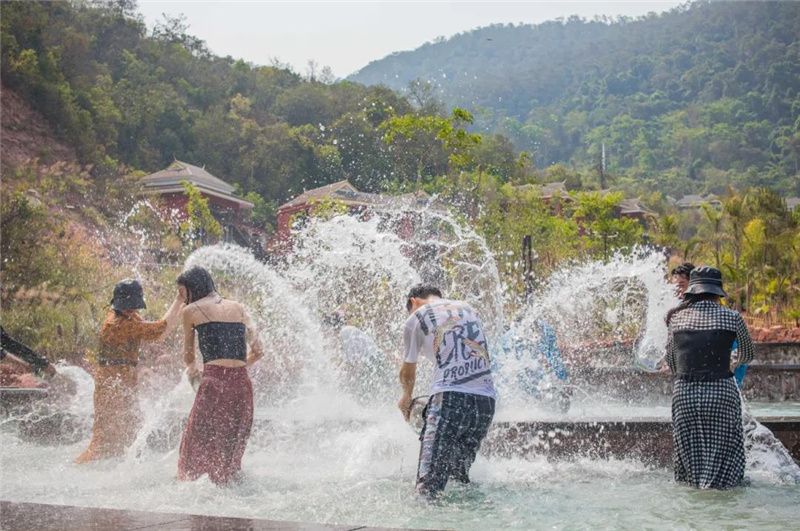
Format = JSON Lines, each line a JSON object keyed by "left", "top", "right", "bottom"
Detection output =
{"left": 351, "top": 1, "right": 800, "bottom": 195}
{"left": 1, "top": 0, "right": 526, "bottom": 210}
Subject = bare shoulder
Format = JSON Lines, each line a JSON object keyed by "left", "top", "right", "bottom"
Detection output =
{"left": 233, "top": 300, "right": 250, "bottom": 321}
{"left": 181, "top": 303, "right": 198, "bottom": 324}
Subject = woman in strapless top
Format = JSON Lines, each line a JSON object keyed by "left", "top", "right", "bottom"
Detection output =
{"left": 175, "top": 266, "right": 264, "bottom": 485}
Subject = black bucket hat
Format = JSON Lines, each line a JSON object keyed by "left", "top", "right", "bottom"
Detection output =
{"left": 684, "top": 266, "right": 727, "bottom": 297}
{"left": 111, "top": 279, "right": 146, "bottom": 311}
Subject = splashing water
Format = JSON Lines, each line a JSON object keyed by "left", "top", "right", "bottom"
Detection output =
{"left": 1, "top": 207, "right": 798, "bottom": 529}
{"left": 517, "top": 248, "right": 677, "bottom": 369}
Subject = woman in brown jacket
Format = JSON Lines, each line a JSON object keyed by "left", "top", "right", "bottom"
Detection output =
{"left": 75, "top": 279, "right": 183, "bottom": 463}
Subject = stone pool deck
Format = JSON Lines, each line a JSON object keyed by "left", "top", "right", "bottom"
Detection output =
{"left": 0, "top": 501, "right": 435, "bottom": 531}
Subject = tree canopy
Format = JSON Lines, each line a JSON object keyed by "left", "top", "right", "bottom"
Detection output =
{"left": 0, "top": 0, "right": 527, "bottom": 207}
{"left": 351, "top": 1, "right": 800, "bottom": 196}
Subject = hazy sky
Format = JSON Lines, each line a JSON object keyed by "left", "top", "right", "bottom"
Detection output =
{"left": 136, "top": 1, "right": 684, "bottom": 78}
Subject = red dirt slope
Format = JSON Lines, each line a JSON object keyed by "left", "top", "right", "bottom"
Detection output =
{"left": 1, "top": 85, "right": 77, "bottom": 168}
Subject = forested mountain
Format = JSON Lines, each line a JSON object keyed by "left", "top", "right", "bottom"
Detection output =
{"left": 0, "top": 0, "right": 525, "bottom": 209}
{"left": 2, "top": 1, "right": 798, "bottom": 202}
{"left": 351, "top": 1, "right": 800, "bottom": 195}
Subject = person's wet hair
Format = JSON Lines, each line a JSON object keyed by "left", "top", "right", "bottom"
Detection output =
{"left": 406, "top": 284, "right": 443, "bottom": 312}
{"left": 671, "top": 262, "right": 695, "bottom": 278}
{"left": 177, "top": 266, "right": 217, "bottom": 304}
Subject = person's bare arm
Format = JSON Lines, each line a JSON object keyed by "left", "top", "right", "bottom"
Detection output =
{"left": 135, "top": 291, "right": 185, "bottom": 341}
{"left": 241, "top": 304, "right": 264, "bottom": 366}
{"left": 182, "top": 307, "right": 199, "bottom": 378}
{"left": 398, "top": 362, "right": 417, "bottom": 420}
{"left": 160, "top": 290, "right": 185, "bottom": 338}
{"left": 733, "top": 314, "right": 755, "bottom": 367}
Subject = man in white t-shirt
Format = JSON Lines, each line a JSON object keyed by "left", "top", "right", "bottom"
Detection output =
{"left": 398, "top": 284, "right": 496, "bottom": 498}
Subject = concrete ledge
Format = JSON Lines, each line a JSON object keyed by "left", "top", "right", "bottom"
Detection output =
{"left": 483, "top": 417, "right": 800, "bottom": 467}
{"left": 569, "top": 367, "right": 800, "bottom": 401}
{"left": 0, "top": 501, "right": 433, "bottom": 531}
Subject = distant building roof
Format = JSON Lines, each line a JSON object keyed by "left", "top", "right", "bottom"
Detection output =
{"left": 279, "top": 180, "right": 356, "bottom": 209}
{"left": 140, "top": 160, "right": 253, "bottom": 208}
{"left": 617, "top": 198, "right": 656, "bottom": 217}
{"left": 279, "top": 180, "right": 442, "bottom": 212}
{"left": 676, "top": 194, "right": 721, "bottom": 209}
{"left": 787, "top": 197, "right": 800, "bottom": 211}
{"left": 514, "top": 181, "right": 571, "bottom": 200}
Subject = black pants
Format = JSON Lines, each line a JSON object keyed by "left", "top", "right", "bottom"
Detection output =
{"left": 416, "top": 391, "right": 495, "bottom": 497}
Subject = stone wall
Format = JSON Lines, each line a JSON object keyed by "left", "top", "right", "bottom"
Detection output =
{"left": 570, "top": 342, "right": 800, "bottom": 402}
{"left": 483, "top": 418, "right": 800, "bottom": 466}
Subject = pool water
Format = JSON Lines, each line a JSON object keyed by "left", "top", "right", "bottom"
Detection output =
{"left": 2, "top": 374, "right": 798, "bottom": 530}
{"left": 2, "top": 433, "right": 798, "bottom": 529}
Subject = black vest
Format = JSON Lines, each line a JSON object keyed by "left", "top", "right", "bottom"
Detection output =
{"left": 672, "top": 329, "right": 735, "bottom": 381}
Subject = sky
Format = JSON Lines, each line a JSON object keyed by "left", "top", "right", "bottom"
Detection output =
{"left": 136, "top": 1, "right": 684, "bottom": 78}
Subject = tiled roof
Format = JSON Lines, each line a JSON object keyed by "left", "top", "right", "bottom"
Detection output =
{"left": 514, "top": 181, "right": 570, "bottom": 199}
{"left": 617, "top": 198, "right": 656, "bottom": 216}
{"left": 141, "top": 160, "right": 235, "bottom": 194}
{"left": 278, "top": 181, "right": 442, "bottom": 212}
{"left": 140, "top": 160, "right": 253, "bottom": 207}
{"left": 676, "top": 194, "right": 721, "bottom": 208}
{"left": 279, "top": 180, "right": 359, "bottom": 209}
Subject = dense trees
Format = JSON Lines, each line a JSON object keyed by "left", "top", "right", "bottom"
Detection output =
{"left": 352, "top": 1, "right": 800, "bottom": 196}
{"left": 1, "top": 0, "right": 528, "bottom": 209}
{"left": 3, "top": 1, "right": 798, "bottom": 362}
{"left": 427, "top": 173, "right": 800, "bottom": 321}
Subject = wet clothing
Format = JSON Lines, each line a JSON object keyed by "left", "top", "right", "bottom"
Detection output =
{"left": 404, "top": 299, "right": 496, "bottom": 497}
{"left": 416, "top": 391, "right": 495, "bottom": 496}
{"left": 666, "top": 301, "right": 754, "bottom": 374}
{"left": 178, "top": 320, "right": 253, "bottom": 485}
{"left": 672, "top": 378, "right": 745, "bottom": 488}
{"left": 497, "top": 320, "right": 568, "bottom": 396}
{"left": 195, "top": 322, "right": 247, "bottom": 363}
{"left": 76, "top": 311, "right": 166, "bottom": 463}
{"left": 0, "top": 326, "right": 50, "bottom": 373}
{"left": 338, "top": 325, "right": 393, "bottom": 399}
{"left": 178, "top": 365, "right": 253, "bottom": 485}
{"left": 404, "top": 299, "right": 496, "bottom": 398}
{"left": 340, "top": 325, "right": 383, "bottom": 364}
{"left": 666, "top": 300, "right": 754, "bottom": 489}
{"left": 733, "top": 364, "right": 748, "bottom": 388}
{"left": 534, "top": 320, "right": 568, "bottom": 381}
{"left": 731, "top": 340, "right": 748, "bottom": 388}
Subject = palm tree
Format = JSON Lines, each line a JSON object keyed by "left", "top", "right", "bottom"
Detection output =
{"left": 700, "top": 202, "right": 724, "bottom": 269}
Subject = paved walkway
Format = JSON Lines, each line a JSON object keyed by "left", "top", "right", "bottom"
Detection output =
{"left": 0, "top": 501, "right": 432, "bottom": 531}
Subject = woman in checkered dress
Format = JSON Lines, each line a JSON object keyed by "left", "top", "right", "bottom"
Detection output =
{"left": 665, "top": 266, "right": 754, "bottom": 489}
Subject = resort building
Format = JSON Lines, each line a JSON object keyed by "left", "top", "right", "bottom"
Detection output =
{"left": 274, "top": 180, "right": 433, "bottom": 241}
{"left": 139, "top": 160, "right": 263, "bottom": 250}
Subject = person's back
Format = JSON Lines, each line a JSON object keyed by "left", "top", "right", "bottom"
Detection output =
{"left": 176, "top": 266, "right": 263, "bottom": 486}
{"left": 399, "top": 285, "right": 497, "bottom": 498}
{"left": 405, "top": 298, "right": 496, "bottom": 398}
{"left": 76, "top": 279, "right": 183, "bottom": 464}
{"left": 184, "top": 296, "right": 249, "bottom": 367}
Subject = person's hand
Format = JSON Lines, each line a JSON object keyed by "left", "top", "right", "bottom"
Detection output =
{"left": 398, "top": 394, "right": 412, "bottom": 421}
{"left": 42, "top": 364, "right": 57, "bottom": 379}
{"left": 186, "top": 363, "right": 200, "bottom": 380}
{"left": 246, "top": 351, "right": 263, "bottom": 366}
{"left": 658, "top": 361, "right": 671, "bottom": 374}
{"left": 176, "top": 286, "right": 188, "bottom": 306}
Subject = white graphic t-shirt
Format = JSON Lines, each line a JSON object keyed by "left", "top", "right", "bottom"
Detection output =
{"left": 403, "top": 298, "right": 496, "bottom": 398}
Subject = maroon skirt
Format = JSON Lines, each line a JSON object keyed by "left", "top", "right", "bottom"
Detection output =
{"left": 178, "top": 365, "right": 254, "bottom": 485}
